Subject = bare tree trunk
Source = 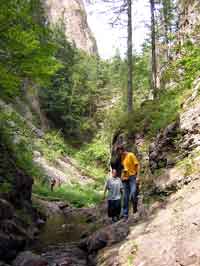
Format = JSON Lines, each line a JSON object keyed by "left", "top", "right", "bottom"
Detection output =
{"left": 127, "top": 0, "right": 133, "bottom": 113}
{"left": 150, "top": 0, "right": 158, "bottom": 98}
{"left": 163, "top": 13, "right": 170, "bottom": 60}
{"left": 162, "top": 0, "right": 171, "bottom": 61}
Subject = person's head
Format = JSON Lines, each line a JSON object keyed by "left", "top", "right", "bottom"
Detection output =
{"left": 116, "top": 144, "right": 126, "bottom": 156}
{"left": 111, "top": 168, "right": 117, "bottom": 178}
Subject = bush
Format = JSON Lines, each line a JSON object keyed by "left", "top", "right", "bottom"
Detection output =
{"left": 0, "top": 108, "right": 43, "bottom": 179}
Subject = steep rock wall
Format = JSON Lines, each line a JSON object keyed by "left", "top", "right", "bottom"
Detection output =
{"left": 177, "top": 0, "right": 200, "bottom": 44}
{"left": 44, "top": 0, "right": 98, "bottom": 55}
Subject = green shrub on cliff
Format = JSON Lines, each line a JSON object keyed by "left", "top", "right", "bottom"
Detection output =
{"left": 0, "top": 107, "right": 43, "bottom": 179}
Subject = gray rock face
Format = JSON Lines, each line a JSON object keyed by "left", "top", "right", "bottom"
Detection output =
{"left": 180, "top": 100, "right": 200, "bottom": 152}
{"left": 148, "top": 98, "right": 200, "bottom": 192}
{"left": 149, "top": 121, "right": 179, "bottom": 173}
{"left": 44, "top": 0, "right": 98, "bottom": 55}
{"left": 177, "top": 1, "right": 200, "bottom": 45}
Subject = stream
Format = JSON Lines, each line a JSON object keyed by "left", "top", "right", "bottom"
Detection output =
{"left": 30, "top": 200, "right": 104, "bottom": 266}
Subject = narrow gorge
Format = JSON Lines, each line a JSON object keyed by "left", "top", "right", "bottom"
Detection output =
{"left": 1, "top": 1, "right": 200, "bottom": 266}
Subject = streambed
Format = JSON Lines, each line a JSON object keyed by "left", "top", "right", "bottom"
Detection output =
{"left": 30, "top": 199, "right": 105, "bottom": 266}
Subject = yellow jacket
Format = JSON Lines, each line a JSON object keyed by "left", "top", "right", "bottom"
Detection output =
{"left": 121, "top": 152, "right": 139, "bottom": 180}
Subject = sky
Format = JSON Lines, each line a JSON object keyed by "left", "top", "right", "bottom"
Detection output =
{"left": 84, "top": 0, "right": 151, "bottom": 59}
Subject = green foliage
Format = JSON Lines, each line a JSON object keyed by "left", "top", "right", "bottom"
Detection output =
{"left": 105, "top": 85, "right": 189, "bottom": 139}
{"left": 33, "top": 182, "right": 102, "bottom": 207}
{"left": 0, "top": 0, "right": 61, "bottom": 100}
{"left": 0, "top": 107, "right": 43, "bottom": 179}
{"left": 164, "top": 42, "right": 200, "bottom": 89}
{"left": 131, "top": 88, "right": 183, "bottom": 136}
{"left": 73, "top": 136, "right": 109, "bottom": 182}
{"left": 76, "top": 136, "right": 109, "bottom": 166}
{"left": 39, "top": 24, "right": 111, "bottom": 141}
{"left": 0, "top": 182, "right": 12, "bottom": 193}
{"left": 132, "top": 45, "right": 151, "bottom": 103}
{"left": 107, "top": 50, "right": 127, "bottom": 89}
{"left": 34, "top": 130, "right": 107, "bottom": 184}
{"left": 35, "top": 131, "right": 72, "bottom": 161}
{"left": 177, "top": 42, "right": 200, "bottom": 87}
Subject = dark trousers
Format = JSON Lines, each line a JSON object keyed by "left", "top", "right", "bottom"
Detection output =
{"left": 122, "top": 175, "right": 137, "bottom": 217}
{"left": 107, "top": 199, "right": 121, "bottom": 219}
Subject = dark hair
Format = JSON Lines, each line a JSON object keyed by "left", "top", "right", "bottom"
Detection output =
{"left": 116, "top": 144, "right": 125, "bottom": 152}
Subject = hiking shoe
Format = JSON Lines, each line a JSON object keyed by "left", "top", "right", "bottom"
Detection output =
{"left": 112, "top": 217, "right": 118, "bottom": 223}
{"left": 122, "top": 216, "right": 128, "bottom": 222}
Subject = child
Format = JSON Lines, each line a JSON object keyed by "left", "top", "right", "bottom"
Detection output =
{"left": 104, "top": 168, "right": 123, "bottom": 222}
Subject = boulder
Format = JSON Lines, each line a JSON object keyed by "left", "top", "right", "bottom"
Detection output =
{"left": 80, "top": 221, "right": 129, "bottom": 254}
{"left": 0, "top": 262, "right": 11, "bottom": 266}
{"left": 41, "top": 244, "right": 87, "bottom": 266}
{"left": 12, "top": 251, "right": 48, "bottom": 266}
{"left": 0, "top": 199, "right": 14, "bottom": 220}
{"left": 0, "top": 233, "right": 25, "bottom": 261}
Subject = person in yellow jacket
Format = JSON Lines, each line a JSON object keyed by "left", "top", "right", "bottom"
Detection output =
{"left": 117, "top": 145, "right": 140, "bottom": 219}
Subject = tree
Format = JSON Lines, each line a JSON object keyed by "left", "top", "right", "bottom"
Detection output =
{"left": 127, "top": 0, "right": 133, "bottom": 113}
{"left": 88, "top": 0, "right": 134, "bottom": 113}
{"left": 150, "top": 0, "right": 158, "bottom": 98}
{"left": 0, "top": 0, "right": 61, "bottom": 100}
{"left": 162, "top": 0, "right": 174, "bottom": 60}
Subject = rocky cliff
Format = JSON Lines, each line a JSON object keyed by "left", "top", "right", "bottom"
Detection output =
{"left": 44, "top": 0, "right": 98, "bottom": 55}
{"left": 178, "top": 0, "right": 200, "bottom": 44}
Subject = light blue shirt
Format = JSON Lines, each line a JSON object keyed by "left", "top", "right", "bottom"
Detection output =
{"left": 105, "top": 177, "right": 123, "bottom": 200}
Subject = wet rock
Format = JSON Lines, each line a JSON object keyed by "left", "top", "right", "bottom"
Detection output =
{"left": 13, "top": 251, "right": 48, "bottom": 266}
{"left": 0, "top": 199, "right": 14, "bottom": 220}
{"left": 0, "top": 233, "right": 25, "bottom": 261}
{"left": 42, "top": 244, "right": 87, "bottom": 266}
{"left": 80, "top": 221, "right": 129, "bottom": 254}
{"left": 36, "top": 218, "right": 46, "bottom": 228}
{"left": 58, "top": 202, "right": 70, "bottom": 210}
{"left": 0, "top": 262, "right": 11, "bottom": 266}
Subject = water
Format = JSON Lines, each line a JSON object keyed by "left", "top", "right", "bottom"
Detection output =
{"left": 32, "top": 210, "right": 99, "bottom": 253}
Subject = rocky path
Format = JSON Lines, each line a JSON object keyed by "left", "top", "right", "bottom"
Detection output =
{"left": 94, "top": 175, "right": 200, "bottom": 266}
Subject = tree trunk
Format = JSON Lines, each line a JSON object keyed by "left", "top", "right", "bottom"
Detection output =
{"left": 127, "top": 0, "right": 133, "bottom": 113}
{"left": 150, "top": 0, "right": 158, "bottom": 98}
{"left": 162, "top": 0, "right": 172, "bottom": 61}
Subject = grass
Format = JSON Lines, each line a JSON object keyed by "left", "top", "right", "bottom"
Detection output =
{"left": 0, "top": 181, "right": 12, "bottom": 193}
{"left": 33, "top": 182, "right": 102, "bottom": 207}
{"left": 34, "top": 130, "right": 108, "bottom": 184}
{"left": 0, "top": 107, "right": 106, "bottom": 207}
